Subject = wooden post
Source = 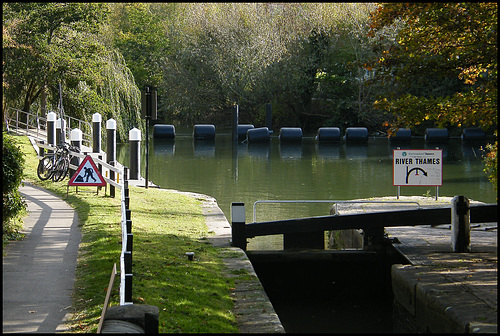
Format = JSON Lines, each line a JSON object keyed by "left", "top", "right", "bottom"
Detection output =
{"left": 231, "top": 203, "right": 247, "bottom": 250}
{"left": 451, "top": 195, "right": 470, "bottom": 252}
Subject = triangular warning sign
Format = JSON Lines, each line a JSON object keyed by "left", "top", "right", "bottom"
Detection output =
{"left": 68, "top": 155, "right": 107, "bottom": 186}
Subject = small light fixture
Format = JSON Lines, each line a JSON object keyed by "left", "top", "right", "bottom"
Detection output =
{"left": 185, "top": 252, "right": 195, "bottom": 261}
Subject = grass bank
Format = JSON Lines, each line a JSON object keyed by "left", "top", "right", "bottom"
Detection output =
{"left": 13, "top": 134, "right": 239, "bottom": 333}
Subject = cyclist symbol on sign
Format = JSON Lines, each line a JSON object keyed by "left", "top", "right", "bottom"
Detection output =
{"left": 83, "top": 167, "right": 96, "bottom": 182}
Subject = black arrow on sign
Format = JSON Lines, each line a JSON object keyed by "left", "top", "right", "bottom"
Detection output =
{"left": 406, "top": 166, "right": 428, "bottom": 184}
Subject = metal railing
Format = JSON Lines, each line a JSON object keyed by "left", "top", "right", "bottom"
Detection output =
{"left": 5, "top": 107, "right": 92, "bottom": 147}
{"left": 252, "top": 200, "right": 421, "bottom": 223}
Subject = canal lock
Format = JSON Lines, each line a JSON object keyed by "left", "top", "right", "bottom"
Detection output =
{"left": 246, "top": 242, "right": 410, "bottom": 333}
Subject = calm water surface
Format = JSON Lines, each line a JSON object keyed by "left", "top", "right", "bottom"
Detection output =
{"left": 116, "top": 127, "right": 496, "bottom": 248}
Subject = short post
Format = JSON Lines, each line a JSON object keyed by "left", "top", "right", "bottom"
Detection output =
{"left": 231, "top": 203, "right": 247, "bottom": 250}
{"left": 125, "top": 274, "right": 133, "bottom": 303}
{"left": 451, "top": 195, "right": 470, "bottom": 252}
{"left": 129, "top": 128, "right": 141, "bottom": 180}
{"left": 232, "top": 105, "right": 239, "bottom": 144}
{"left": 126, "top": 233, "right": 133, "bottom": 252}
{"left": 70, "top": 128, "right": 82, "bottom": 178}
{"left": 46, "top": 112, "right": 57, "bottom": 153}
{"left": 92, "top": 113, "right": 102, "bottom": 154}
{"left": 56, "top": 118, "right": 66, "bottom": 145}
{"left": 39, "top": 140, "right": 45, "bottom": 157}
{"left": 106, "top": 119, "right": 117, "bottom": 197}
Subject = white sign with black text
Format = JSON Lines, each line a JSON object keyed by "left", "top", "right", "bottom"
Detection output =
{"left": 393, "top": 149, "right": 442, "bottom": 186}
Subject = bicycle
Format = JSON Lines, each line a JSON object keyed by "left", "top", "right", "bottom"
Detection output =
{"left": 37, "top": 142, "right": 79, "bottom": 182}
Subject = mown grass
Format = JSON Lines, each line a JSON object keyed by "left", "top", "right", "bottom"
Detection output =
{"left": 13, "top": 134, "right": 238, "bottom": 333}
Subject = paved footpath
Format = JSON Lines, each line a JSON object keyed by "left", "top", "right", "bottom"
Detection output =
{"left": 3, "top": 182, "right": 81, "bottom": 333}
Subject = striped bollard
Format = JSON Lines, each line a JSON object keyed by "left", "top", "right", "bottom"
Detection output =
{"left": 231, "top": 203, "right": 247, "bottom": 250}
{"left": 92, "top": 113, "right": 102, "bottom": 154}
{"left": 106, "top": 119, "right": 117, "bottom": 197}
{"left": 46, "top": 112, "right": 57, "bottom": 153}
{"left": 129, "top": 128, "right": 141, "bottom": 180}
{"left": 70, "top": 128, "right": 82, "bottom": 178}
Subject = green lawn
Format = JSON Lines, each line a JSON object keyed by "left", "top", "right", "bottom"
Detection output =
{"left": 14, "top": 134, "right": 238, "bottom": 333}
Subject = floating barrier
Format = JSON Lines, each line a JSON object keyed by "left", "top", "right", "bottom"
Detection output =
{"left": 425, "top": 128, "right": 448, "bottom": 143}
{"left": 316, "top": 127, "right": 341, "bottom": 142}
{"left": 461, "top": 127, "right": 486, "bottom": 142}
{"left": 193, "top": 124, "right": 215, "bottom": 140}
{"left": 345, "top": 127, "right": 368, "bottom": 142}
{"left": 238, "top": 124, "right": 254, "bottom": 142}
{"left": 390, "top": 128, "right": 412, "bottom": 142}
{"left": 279, "top": 127, "right": 303, "bottom": 142}
{"left": 247, "top": 127, "right": 270, "bottom": 143}
{"left": 153, "top": 124, "right": 175, "bottom": 139}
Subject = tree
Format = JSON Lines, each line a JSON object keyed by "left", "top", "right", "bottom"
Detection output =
{"left": 3, "top": 3, "right": 143, "bottom": 141}
{"left": 368, "top": 3, "right": 497, "bottom": 134}
{"left": 2, "top": 3, "right": 108, "bottom": 114}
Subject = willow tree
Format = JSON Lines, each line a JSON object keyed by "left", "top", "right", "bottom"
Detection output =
{"left": 3, "top": 3, "right": 142, "bottom": 141}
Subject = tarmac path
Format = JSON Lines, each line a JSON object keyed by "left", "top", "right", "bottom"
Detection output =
{"left": 3, "top": 182, "right": 81, "bottom": 333}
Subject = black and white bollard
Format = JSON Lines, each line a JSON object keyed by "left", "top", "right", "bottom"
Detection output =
{"left": 92, "top": 113, "right": 102, "bottom": 154}
{"left": 70, "top": 128, "right": 82, "bottom": 178}
{"left": 451, "top": 195, "right": 470, "bottom": 252}
{"left": 106, "top": 119, "right": 117, "bottom": 197}
{"left": 46, "top": 112, "right": 57, "bottom": 153}
{"left": 129, "top": 128, "right": 141, "bottom": 180}
{"left": 231, "top": 203, "right": 247, "bottom": 250}
{"left": 56, "top": 118, "right": 67, "bottom": 145}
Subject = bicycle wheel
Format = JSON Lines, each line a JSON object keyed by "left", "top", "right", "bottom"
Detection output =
{"left": 52, "top": 157, "right": 70, "bottom": 182}
{"left": 37, "top": 156, "right": 54, "bottom": 181}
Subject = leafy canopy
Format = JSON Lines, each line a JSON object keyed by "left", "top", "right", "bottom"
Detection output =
{"left": 368, "top": 3, "right": 497, "bottom": 133}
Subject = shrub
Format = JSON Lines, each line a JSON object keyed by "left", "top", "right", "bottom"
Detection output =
{"left": 2, "top": 133, "right": 27, "bottom": 245}
{"left": 483, "top": 136, "right": 497, "bottom": 193}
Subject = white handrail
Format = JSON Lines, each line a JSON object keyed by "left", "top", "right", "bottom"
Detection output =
{"left": 252, "top": 200, "right": 421, "bottom": 223}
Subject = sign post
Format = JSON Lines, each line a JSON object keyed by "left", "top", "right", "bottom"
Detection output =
{"left": 141, "top": 86, "right": 157, "bottom": 188}
{"left": 68, "top": 155, "right": 107, "bottom": 195}
{"left": 393, "top": 149, "right": 443, "bottom": 200}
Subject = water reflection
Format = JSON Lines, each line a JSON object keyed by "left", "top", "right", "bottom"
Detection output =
{"left": 117, "top": 132, "right": 496, "bottom": 243}
{"left": 280, "top": 143, "right": 303, "bottom": 160}
{"left": 193, "top": 140, "right": 215, "bottom": 157}
{"left": 344, "top": 143, "right": 368, "bottom": 159}
{"left": 316, "top": 143, "right": 341, "bottom": 159}
{"left": 152, "top": 139, "right": 175, "bottom": 156}
{"left": 247, "top": 142, "right": 270, "bottom": 160}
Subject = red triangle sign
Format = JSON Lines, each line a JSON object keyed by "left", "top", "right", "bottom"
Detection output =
{"left": 68, "top": 155, "right": 107, "bottom": 186}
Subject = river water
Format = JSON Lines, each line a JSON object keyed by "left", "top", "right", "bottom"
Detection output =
{"left": 116, "top": 127, "right": 495, "bottom": 249}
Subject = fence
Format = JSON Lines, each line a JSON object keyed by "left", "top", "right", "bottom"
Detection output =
{"left": 9, "top": 107, "right": 134, "bottom": 306}
{"left": 5, "top": 107, "right": 92, "bottom": 147}
{"left": 232, "top": 201, "right": 498, "bottom": 252}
